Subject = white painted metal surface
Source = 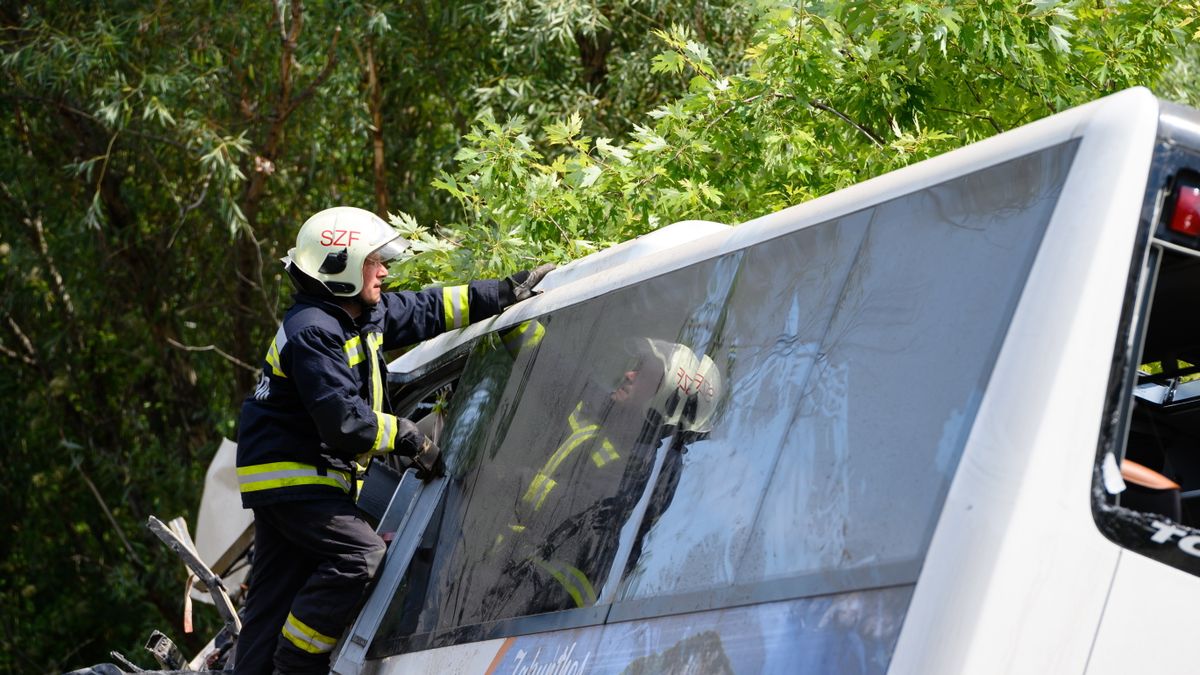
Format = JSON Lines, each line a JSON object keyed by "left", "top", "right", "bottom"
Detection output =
{"left": 887, "top": 86, "right": 1160, "bottom": 674}
{"left": 373, "top": 88, "right": 1200, "bottom": 674}
{"left": 1085, "top": 550, "right": 1200, "bottom": 674}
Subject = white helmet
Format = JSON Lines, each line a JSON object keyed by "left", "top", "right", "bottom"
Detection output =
{"left": 627, "top": 338, "right": 723, "bottom": 433}
{"left": 283, "top": 207, "right": 410, "bottom": 297}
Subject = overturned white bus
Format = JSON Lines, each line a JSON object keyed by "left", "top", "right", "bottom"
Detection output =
{"left": 295, "top": 87, "right": 1200, "bottom": 674}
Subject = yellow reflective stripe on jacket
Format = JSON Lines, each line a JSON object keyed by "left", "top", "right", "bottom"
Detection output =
{"left": 492, "top": 523, "right": 527, "bottom": 550}
{"left": 590, "top": 438, "right": 618, "bottom": 467}
{"left": 521, "top": 402, "right": 619, "bottom": 510}
{"left": 501, "top": 320, "right": 545, "bottom": 359}
{"left": 567, "top": 402, "right": 585, "bottom": 432}
{"left": 545, "top": 428, "right": 595, "bottom": 476}
{"left": 522, "top": 429, "right": 588, "bottom": 508}
{"left": 522, "top": 473, "right": 558, "bottom": 511}
{"left": 442, "top": 285, "right": 470, "bottom": 330}
{"left": 264, "top": 324, "right": 286, "bottom": 374}
{"left": 344, "top": 335, "right": 365, "bottom": 367}
{"left": 533, "top": 558, "right": 597, "bottom": 608}
{"left": 366, "top": 333, "right": 384, "bottom": 411}
{"left": 373, "top": 411, "right": 399, "bottom": 453}
{"left": 236, "top": 462, "right": 351, "bottom": 494}
{"left": 265, "top": 324, "right": 288, "bottom": 377}
{"left": 281, "top": 612, "right": 338, "bottom": 654}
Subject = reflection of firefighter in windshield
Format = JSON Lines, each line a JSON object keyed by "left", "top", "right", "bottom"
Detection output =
{"left": 487, "top": 335, "right": 721, "bottom": 616}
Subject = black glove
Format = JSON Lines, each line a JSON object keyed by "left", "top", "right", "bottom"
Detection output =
{"left": 500, "top": 263, "right": 556, "bottom": 307}
{"left": 355, "top": 417, "right": 422, "bottom": 466}
{"left": 394, "top": 417, "right": 426, "bottom": 455}
{"left": 411, "top": 436, "right": 444, "bottom": 481}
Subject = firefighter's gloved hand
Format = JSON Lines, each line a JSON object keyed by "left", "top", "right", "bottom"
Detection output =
{"left": 355, "top": 417, "right": 424, "bottom": 467}
{"left": 395, "top": 417, "right": 426, "bottom": 455}
{"left": 411, "top": 436, "right": 444, "bottom": 481}
{"left": 501, "top": 264, "right": 556, "bottom": 307}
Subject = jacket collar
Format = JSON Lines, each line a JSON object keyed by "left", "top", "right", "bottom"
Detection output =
{"left": 292, "top": 291, "right": 385, "bottom": 329}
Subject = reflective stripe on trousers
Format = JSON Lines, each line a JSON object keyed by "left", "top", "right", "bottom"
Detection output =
{"left": 281, "top": 611, "right": 338, "bottom": 654}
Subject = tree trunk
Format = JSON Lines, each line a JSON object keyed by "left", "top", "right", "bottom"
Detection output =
{"left": 366, "top": 41, "right": 388, "bottom": 215}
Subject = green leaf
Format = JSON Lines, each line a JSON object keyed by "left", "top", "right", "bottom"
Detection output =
{"left": 579, "top": 165, "right": 602, "bottom": 188}
{"left": 1048, "top": 25, "right": 1072, "bottom": 54}
{"left": 651, "top": 51, "right": 685, "bottom": 74}
{"left": 689, "top": 75, "right": 713, "bottom": 93}
{"left": 596, "top": 138, "right": 632, "bottom": 164}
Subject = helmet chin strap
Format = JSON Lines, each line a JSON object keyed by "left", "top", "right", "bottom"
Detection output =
{"left": 337, "top": 292, "right": 378, "bottom": 320}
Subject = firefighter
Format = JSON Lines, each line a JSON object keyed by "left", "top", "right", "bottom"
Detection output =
{"left": 486, "top": 337, "right": 721, "bottom": 617}
{"left": 232, "top": 206, "right": 551, "bottom": 675}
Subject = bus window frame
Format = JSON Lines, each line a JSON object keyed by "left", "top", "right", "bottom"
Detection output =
{"left": 372, "top": 141, "right": 1081, "bottom": 659}
{"left": 1091, "top": 136, "right": 1200, "bottom": 576}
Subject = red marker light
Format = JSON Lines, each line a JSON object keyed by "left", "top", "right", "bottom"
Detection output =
{"left": 1169, "top": 182, "right": 1200, "bottom": 237}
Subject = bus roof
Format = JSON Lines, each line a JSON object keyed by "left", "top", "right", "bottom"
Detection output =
{"left": 389, "top": 87, "right": 1168, "bottom": 378}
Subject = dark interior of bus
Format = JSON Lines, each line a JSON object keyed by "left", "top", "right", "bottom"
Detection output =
{"left": 1124, "top": 248, "right": 1200, "bottom": 525}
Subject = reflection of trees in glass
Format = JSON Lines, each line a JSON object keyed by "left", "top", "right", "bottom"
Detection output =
{"left": 621, "top": 631, "right": 735, "bottom": 675}
{"left": 624, "top": 143, "right": 1074, "bottom": 601}
{"left": 442, "top": 338, "right": 527, "bottom": 474}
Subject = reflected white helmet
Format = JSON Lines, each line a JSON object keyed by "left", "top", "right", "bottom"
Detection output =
{"left": 283, "top": 207, "right": 410, "bottom": 297}
{"left": 628, "top": 338, "right": 723, "bottom": 433}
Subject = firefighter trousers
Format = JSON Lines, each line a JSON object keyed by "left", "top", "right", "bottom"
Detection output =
{"left": 233, "top": 499, "right": 386, "bottom": 675}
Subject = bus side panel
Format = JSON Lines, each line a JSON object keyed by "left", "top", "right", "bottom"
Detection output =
{"left": 888, "top": 90, "right": 1159, "bottom": 674}
{"left": 368, "top": 638, "right": 509, "bottom": 674}
{"left": 1085, "top": 551, "right": 1200, "bottom": 673}
{"left": 373, "top": 587, "right": 913, "bottom": 675}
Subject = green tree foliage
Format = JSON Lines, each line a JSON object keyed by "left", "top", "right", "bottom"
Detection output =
{"left": 411, "top": 0, "right": 1197, "bottom": 280}
{"left": 360, "top": 0, "right": 755, "bottom": 237}
{"left": 0, "top": 0, "right": 1193, "bottom": 672}
{"left": 0, "top": 2, "right": 381, "bottom": 670}
{"left": 467, "top": 0, "right": 756, "bottom": 132}
{"left": 0, "top": 1, "right": 743, "bottom": 670}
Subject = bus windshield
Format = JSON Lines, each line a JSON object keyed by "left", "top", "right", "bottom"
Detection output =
{"left": 371, "top": 140, "right": 1079, "bottom": 659}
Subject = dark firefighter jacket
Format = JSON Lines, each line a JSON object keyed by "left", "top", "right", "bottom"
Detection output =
{"left": 236, "top": 281, "right": 505, "bottom": 508}
{"left": 486, "top": 380, "right": 690, "bottom": 614}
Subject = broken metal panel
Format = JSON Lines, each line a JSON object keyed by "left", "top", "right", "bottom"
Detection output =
{"left": 147, "top": 515, "right": 241, "bottom": 637}
{"left": 144, "top": 630, "right": 187, "bottom": 671}
{"left": 190, "top": 438, "right": 254, "bottom": 603}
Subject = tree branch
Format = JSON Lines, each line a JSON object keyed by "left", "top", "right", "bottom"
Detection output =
{"left": 0, "top": 91, "right": 190, "bottom": 151}
{"left": 288, "top": 26, "right": 341, "bottom": 118}
{"left": 272, "top": 0, "right": 289, "bottom": 43}
{"left": 808, "top": 99, "right": 884, "bottom": 147}
{"left": 28, "top": 212, "right": 79, "bottom": 324}
{"left": 1, "top": 181, "right": 82, "bottom": 349}
{"left": 0, "top": 342, "right": 37, "bottom": 367}
{"left": 631, "top": 93, "right": 747, "bottom": 192}
{"left": 360, "top": 37, "right": 388, "bottom": 214}
{"left": 166, "top": 336, "right": 260, "bottom": 373}
{"left": 76, "top": 463, "right": 145, "bottom": 569}
{"left": 167, "top": 169, "right": 214, "bottom": 250}
{"left": 233, "top": 0, "right": 337, "bottom": 393}
{"left": 931, "top": 105, "right": 1004, "bottom": 134}
{"left": 248, "top": 230, "right": 279, "bottom": 326}
{"left": 6, "top": 316, "right": 37, "bottom": 360}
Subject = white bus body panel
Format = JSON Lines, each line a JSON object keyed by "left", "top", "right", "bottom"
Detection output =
{"left": 367, "top": 638, "right": 508, "bottom": 674}
{"left": 888, "top": 90, "right": 1159, "bottom": 673}
{"left": 373, "top": 89, "right": 1181, "bottom": 674}
{"left": 1085, "top": 551, "right": 1200, "bottom": 673}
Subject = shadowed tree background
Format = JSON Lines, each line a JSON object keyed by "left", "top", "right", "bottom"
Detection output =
{"left": 0, "top": 1, "right": 1194, "bottom": 672}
